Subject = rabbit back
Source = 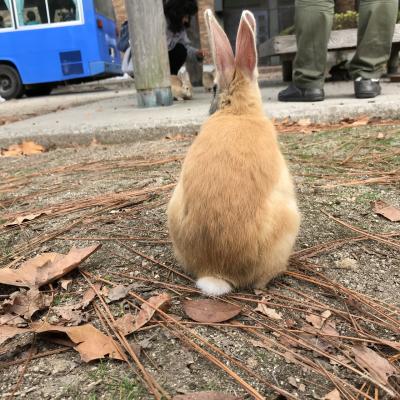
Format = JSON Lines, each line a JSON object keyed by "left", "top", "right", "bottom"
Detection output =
{"left": 167, "top": 114, "right": 300, "bottom": 289}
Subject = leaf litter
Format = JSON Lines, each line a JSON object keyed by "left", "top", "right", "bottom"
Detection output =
{"left": 351, "top": 345, "right": 397, "bottom": 385}
{"left": 255, "top": 297, "right": 282, "bottom": 320}
{"left": 106, "top": 283, "right": 131, "bottom": 302}
{"left": 372, "top": 200, "right": 400, "bottom": 222}
{"left": 134, "top": 292, "right": 171, "bottom": 331}
{"left": 0, "top": 245, "right": 100, "bottom": 288}
{"left": 1, "top": 289, "right": 52, "bottom": 319}
{"left": 183, "top": 299, "right": 241, "bottom": 323}
{"left": 0, "top": 140, "right": 45, "bottom": 157}
{"left": 3, "top": 211, "right": 50, "bottom": 227}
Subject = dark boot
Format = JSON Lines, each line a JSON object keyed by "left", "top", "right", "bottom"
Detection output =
{"left": 278, "top": 84, "right": 325, "bottom": 102}
{"left": 354, "top": 78, "right": 381, "bottom": 99}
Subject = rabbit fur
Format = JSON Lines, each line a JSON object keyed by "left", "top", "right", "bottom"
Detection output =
{"left": 171, "top": 68, "right": 193, "bottom": 101}
{"left": 167, "top": 10, "right": 300, "bottom": 296}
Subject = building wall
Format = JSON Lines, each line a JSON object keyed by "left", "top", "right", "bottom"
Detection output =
{"left": 112, "top": 0, "right": 127, "bottom": 28}
{"left": 197, "top": 0, "right": 214, "bottom": 64}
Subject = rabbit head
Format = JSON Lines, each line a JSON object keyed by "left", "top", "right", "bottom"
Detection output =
{"left": 205, "top": 9, "right": 261, "bottom": 115}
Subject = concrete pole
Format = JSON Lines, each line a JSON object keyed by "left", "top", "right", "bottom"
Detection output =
{"left": 124, "top": 0, "right": 173, "bottom": 107}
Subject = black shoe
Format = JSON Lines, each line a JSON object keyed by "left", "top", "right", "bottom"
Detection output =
{"left": 354, "top": 78, "right": 381, "bottom": 99}
{"left": 278, "top": 84, "right": 325, "bottom": 102}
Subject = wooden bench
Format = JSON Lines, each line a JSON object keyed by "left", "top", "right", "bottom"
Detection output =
{"left": 259, "top": 24, "right": 400, "bottom": 81}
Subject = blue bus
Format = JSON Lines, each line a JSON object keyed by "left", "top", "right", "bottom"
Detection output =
{"left": 0, "top": 0, "right": 122, "bottom": 99}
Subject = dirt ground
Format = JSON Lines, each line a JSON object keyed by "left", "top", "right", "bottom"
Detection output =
{"left": 0, "top": 123, "right": 399, "bottom": 400}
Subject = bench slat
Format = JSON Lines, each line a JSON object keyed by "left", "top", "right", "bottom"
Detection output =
{"left": 259, "top": 24, "right": 400, "bottom": 58}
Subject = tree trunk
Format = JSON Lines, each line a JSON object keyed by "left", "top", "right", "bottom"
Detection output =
{"left": 125, "top": 0, "right": 173, "bottom": 107}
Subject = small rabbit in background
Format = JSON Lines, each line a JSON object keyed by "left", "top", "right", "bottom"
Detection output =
{"left": 167, "top": 9, "right": 300, "bottom": 296}
{"left": 171, "top": 67, "right": 193, "bottom": 101}
{"left": 202, "top": 69, "right": 215, "bottom": 92}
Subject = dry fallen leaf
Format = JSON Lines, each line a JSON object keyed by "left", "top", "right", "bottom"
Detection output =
{"left": 165, "top": 133, "right": 185, "bottom": 141}
{"left": 2, "top": 289, "right": 52, "bottom": 319}
{"left": 173, "top": 392, "right": 240, "bottom": 400}
{"left": 33, "top": 322, "right": 124, "bottom": 362}
{"left": 321, "top": 320, "right": 339, "bottom": 337}
{"left": 52, "top": 282, "right": 101, "bottom": 326}
{"left": 0, "top": 314, "right": 27, "bottom": 327}
{"left": 53, "top": 305, "right": 89, "bottom": 326}
{"left": 0, "top": 245, "right": 100, "bottom": 288}
{"left": 306, "top": 314, "right": 324, "bottom": 329}
{"left": 283, "top": 350, "right": 298, "bottom": 364}
{"left": 4, "top": 212, "right": 49, "bottom": 227}
{"left": 298, "top": 331, "right": 334, "bottom": 353}
{"left": 1, "top": 141, "right": 45, "bottom": 157}
{"left": 249, "top": 339, "right": 268, "bottom": 350}
{"left": 377, "top": 132, "right": 385, "bottom": 139}
{"left": 81, "top": 282, "right": 102, "bottom": 308}
{"left": 323, "top": 389, "right": 341, "bottom": 400}
{"left": 183, "top": 299, "right": 241, "bottom": 323}
{"left": 288, "top": 376, "right": 297, "bottom": 387}
{"left": 60, "top": 278, "right": 73, "bottom": 291}
{"left": 305, "top": 310, "right": 337, "bottom": 335}
{"left": 351, "top": 345, "right": 396, "bottom": 385}
{"left": 329, "top": 354, "right": 351, "bottom": 366}
{"left": 297, "top": 118, "right": 311, "bottom": 127}
{"left": 0, "top": 325, "right": 31, "bottom": 346}
{"left": 134, "top": 293, "right": 171, "bottom": 331}
{"left": 114, "top": 313, "right": 135, "bottom": 336}
{"left": 351, "top": 115, "right": 369, "bottom": 126}
{"left": 321, "top": 310, "right": 331, "bottom": 319}
{"left": 255, "top": 300, "right": 282, "bottom": 320}
{"left": 107, "top": 284, "right": 130, "bottom": 302}
{"left": 372, "top": 200, "right": 400, "bottom": 222}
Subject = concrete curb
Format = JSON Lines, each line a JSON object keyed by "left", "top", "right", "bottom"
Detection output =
{"left": 1, "top": 81, "right": 400, "bottom": 148}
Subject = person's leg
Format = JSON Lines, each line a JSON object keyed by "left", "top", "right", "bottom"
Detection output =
{"left": 293, "top": 0, "right": 334, "bottom": 88}
{"left": 279, "top": 0, "right": 334, "bottom": 102}
{"left": 349, "top": 0, "right": 398, "bottom": 98}
{"left": 169, "top": 43, "right": 187, "bottom": 75}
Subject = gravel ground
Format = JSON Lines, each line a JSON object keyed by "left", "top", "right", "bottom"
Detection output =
{"left": 0, "top": 124, "right": 399, "bottom": 400}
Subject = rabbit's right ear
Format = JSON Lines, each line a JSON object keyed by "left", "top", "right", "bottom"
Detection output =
{"left": 235, "top": 10, "right": 258, "bottom": 79}
{"left": 204, "top": 9, "right": 234, "bottom": 89}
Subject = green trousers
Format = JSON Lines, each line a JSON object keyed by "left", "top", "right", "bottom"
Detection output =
{"left": 293, "top": 0, "right": 398, "bottom": 89}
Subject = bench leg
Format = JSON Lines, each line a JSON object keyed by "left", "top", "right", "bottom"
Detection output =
{"left": 282, "top": 59, "right": 293, "bottom": 82}
{"left": 387, "top": 43, "right": 400, "bottom": 75}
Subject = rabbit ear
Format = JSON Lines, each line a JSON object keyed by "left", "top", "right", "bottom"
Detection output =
{"left": 235, "top": 10, "right": 258, "bottom": 79}
{"left": 204, "top": 9, "right": 235, "bottom": 89}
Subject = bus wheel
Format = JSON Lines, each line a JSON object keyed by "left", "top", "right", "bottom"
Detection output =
{"left": 25, "top": 84, "right": 53, "bottom": 97}
{"left": 0, "top": 65, "right": 24, "bottom": 100}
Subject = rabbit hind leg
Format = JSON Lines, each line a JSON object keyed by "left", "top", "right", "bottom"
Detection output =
{"left": 254, "top": 229, "right": 298, "bottom": 289}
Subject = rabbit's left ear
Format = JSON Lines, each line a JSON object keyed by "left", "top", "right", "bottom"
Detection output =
{"left": 235, "top": 10, "right": 258, "bottom": 79}
{"left": 205, "top": 9, "right": 235, "bottom": 89}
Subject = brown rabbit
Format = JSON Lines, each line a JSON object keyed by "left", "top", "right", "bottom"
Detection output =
{"left": 167, "top": 9, "right": 300, "bottom": 296}
{"left": 202, "top": 69, "right": 215, "bottom": 92}
{"left": 171, "top": 69, "right": 193, "bottom": 101}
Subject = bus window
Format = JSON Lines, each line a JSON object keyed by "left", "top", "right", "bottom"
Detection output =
{"left": 94, "top": 0, "right": 115, "bottom": 21}
{"left": 15, "top": 0, "right": 49, "bottom": 26}
{"left": 48, "top": 0, "right": 79, "bottom": 23}
{"left": 0, "top": 0, "right": 13, "bottom": 28}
